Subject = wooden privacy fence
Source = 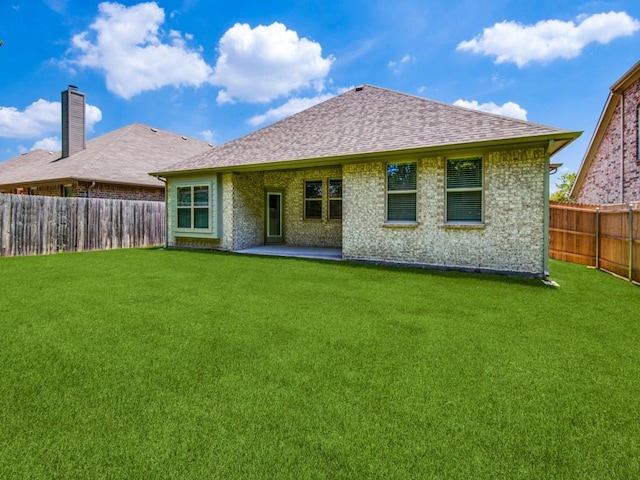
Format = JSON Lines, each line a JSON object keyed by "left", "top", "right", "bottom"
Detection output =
{"left": 0, "top": 194, "right": 165, "bottom": 257}
{"left": 550, "top": 201, "right": 640, "bottom": 283}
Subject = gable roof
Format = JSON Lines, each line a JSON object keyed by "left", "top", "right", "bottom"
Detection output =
{"left": 572, "top": 60, "right": 640, "bottom": 198}
{"left": 0, "top": 123, "right": 213, "bottom": 188}
{"left": 155, "top": 85, "right": 580, "bottom": 176}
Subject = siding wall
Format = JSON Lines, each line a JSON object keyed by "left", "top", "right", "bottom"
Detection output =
{"left": 342, "top": 148, "right": 546, "bottom": 276}
{"left": 576, "top": 76, "right": 640, "bottom": 204}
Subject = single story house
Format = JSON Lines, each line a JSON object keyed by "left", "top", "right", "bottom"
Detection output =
{"left": 152, "top": 85, "right": 581, "bottom": 277}
{"left": 0, "top": 87, "right": 213, "bottom": 201}
{"left": 572, "top": 60, "right": 640, "bottom": 204}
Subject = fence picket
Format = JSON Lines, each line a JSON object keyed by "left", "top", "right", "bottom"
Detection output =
{"left": 550, "top": 201, "right": 639, "bottom": 283}
{"left": 0, "top": 194, "right": 165, "bottom": 257}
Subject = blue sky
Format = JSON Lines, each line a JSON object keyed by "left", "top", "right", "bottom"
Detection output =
{"left": 1, "top": 0, "right": 639, "bottom": 187}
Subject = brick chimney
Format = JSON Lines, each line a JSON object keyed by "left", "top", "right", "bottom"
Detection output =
{"left": 61, "top": 85, "right": 86, "bottom": 158}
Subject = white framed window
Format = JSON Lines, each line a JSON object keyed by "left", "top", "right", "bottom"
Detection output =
{"left": 328, "top": 179, "right": 342, "bottom": 220}
{"left": 387, "top": 162, "right": 417, "bottom": 222}
{"left": 304, "top": 180, "right": 323, "bottom": 220}
{"left": 176, "top": 184, "right": 210, "bottom": 230}
{"left": 446, "top": 157, "right": 483, "bottom": 223}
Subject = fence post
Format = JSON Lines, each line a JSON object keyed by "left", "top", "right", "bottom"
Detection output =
{"left": 595, "top": 208, "right": 600, "bottom": 269}
{"left": 630, "top": 203, "right": 634, "bottom": 282}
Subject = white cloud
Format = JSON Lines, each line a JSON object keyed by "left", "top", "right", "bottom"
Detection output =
{"left": 32, "top": 136, "right": 61, "bottom": 152}
{"left": 453, "top": 99, "right": 528, "bottom": 120}
{"left": 248, "top": 93, "right": 336, "bottom": 126}
{"left": 44, "top": 0, "right": 67, "bottom": 14}
{"left": 212, "top": 22, "right": 334, "bottom": 104}
{"left": 199, "top": 129, "right": 215, "bottom": 144}
{"left": 0, "top": 100, "right": 102, "bottom": 139}
{"left": 457, "top": 11, "right": 640, "bottom": 67}
{"left": 388, "top": 54, "right": 414, "bottom": 69}
{"left": 68, "top": 2, "right": 213, "bottom": 99}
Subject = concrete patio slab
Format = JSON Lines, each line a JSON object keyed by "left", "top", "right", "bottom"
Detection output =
{"left": 234, "top": 245, "right": 343, "bottom": 261}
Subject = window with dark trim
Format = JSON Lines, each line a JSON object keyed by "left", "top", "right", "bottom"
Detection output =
{"left": 387, "top": 162, "right": 417, "bottom": 221}
{"left": 328, "top": 179, "right": 342, "bottom": 220}
{"left": 304, "top": 180, "right": 323, "bottom": 220}
{"left": 446, "top": 157, "right": 483, "bottom": 223}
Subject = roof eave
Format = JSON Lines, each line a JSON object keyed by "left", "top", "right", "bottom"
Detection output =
{"left": 0, "top": 176, "right": 164, "bottom": 189}
{"left": 611, "top": 60, "right": 640, "bottom": 93}
{"left": 151, "top": 132, "right": 582, "bottom": 178}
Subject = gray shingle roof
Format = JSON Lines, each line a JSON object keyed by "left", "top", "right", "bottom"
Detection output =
{"left": 158, "top": 85, "right": 580, "bottom": 174}
{"left": 0, "top": 123, "right": 213, "bottom": 187}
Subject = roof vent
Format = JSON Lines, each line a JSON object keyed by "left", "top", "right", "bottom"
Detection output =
{"left": 355, "top": 86, "right": 364, "bottom": 92}
{"left": 150, "top": 127, "right": 158, "bottom": 132}
{"left": 181, "top": 136, "right": 187, "bottom": 140}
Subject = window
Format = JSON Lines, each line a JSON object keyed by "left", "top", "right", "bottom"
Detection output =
{"left": 446, "top": 157, "right": 483, "bottom": 223}
{"left": 62, "top": 185, "right": 73, "bottom": 197}
{"left": 304, "top": 180, "right": 323, "bottom": 220}
{"left": 387, "top": 162, "right": 417, "bottom": 221}
{"left": 177, "top": 185, "right": 209, "bottom": 229}
{"left": 28, "top": 187, "right": 38, "bottom": 196}
{"left": 328, "top": 179, "right": 342, "bottom": 220}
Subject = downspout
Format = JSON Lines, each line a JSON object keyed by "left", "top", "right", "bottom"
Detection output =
{"left": 543, "top": 140, "right": 554, "bottom": 279}
{"left": 157, "top": 176, "right": 169, "bottom": 249}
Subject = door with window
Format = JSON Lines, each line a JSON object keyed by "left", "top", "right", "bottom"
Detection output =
{"left": 265, "top": 191, "right": 284, "bottom": 243}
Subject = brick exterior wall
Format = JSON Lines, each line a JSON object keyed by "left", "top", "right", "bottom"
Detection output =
{"left": 166, "top": 153, "right": 547, "bottom": 276}
{"left": 576, "top": 76, "right": 640, "bottom": 204}
{"left": 342, "top": 148, "right": 547, "bottom": 276}
{"left": 168, "top": 167, "right": 343, "bottom": 251}
{"left": 263, "top": 167, "right": 342, "bottom": 248}
{"left": 0, "top": 181, "right": 164, "bottom": 201}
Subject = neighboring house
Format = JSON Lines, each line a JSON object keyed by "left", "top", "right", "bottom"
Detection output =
{"left": 572, "top": 60, "right": 640, "bottom": 204}
{"left": 0, "top": 87, "right": 213, "bottom": 201}
{"left": 152, "top": 85, "right": 580, "bottom": 277}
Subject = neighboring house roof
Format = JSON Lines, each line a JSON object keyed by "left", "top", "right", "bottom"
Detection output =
{"left": 571, "top": 60, "right": 640, "bottom": 198}
{"left": 155, "top": 85, "right": 580, "bottom": 176}
{"left": 0, "top": 123, "right": 213, "bottom": 188}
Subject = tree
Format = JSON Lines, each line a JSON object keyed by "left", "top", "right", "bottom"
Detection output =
{"left": 550, "top": 172, "right": 576, "bottom": 202}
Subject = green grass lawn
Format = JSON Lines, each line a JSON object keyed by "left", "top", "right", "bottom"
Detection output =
{"left": 0, "top": 249, "right": 638, "bottom": 479}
